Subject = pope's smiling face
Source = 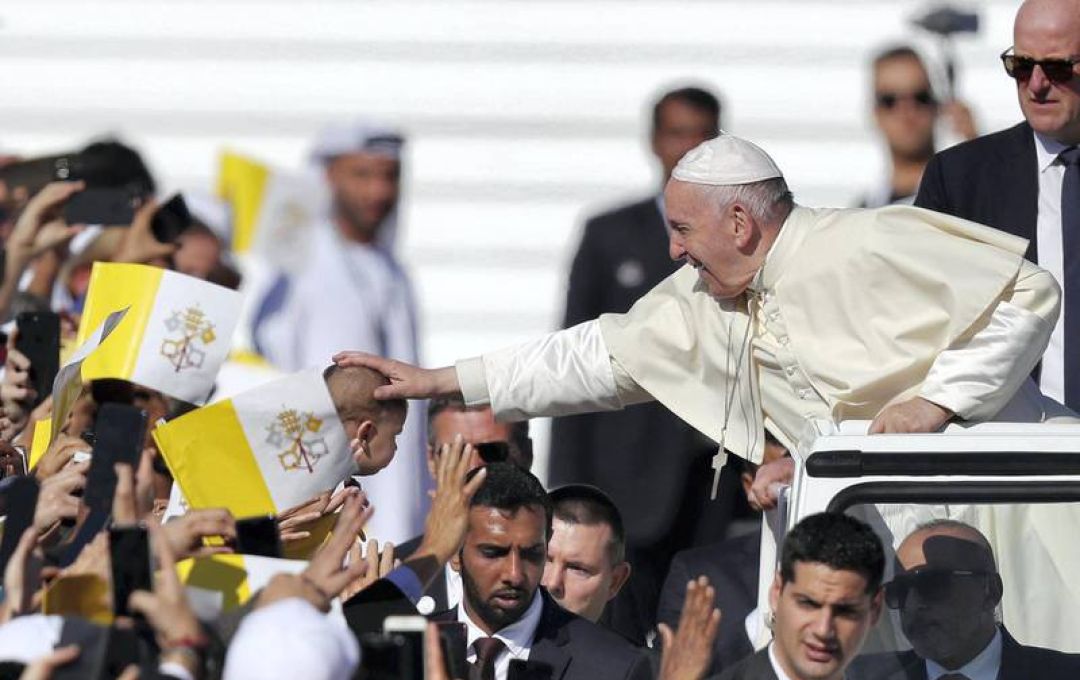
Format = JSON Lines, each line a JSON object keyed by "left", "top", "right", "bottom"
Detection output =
{"left": 665, "top": 179, "right": 765, "bottom": 299}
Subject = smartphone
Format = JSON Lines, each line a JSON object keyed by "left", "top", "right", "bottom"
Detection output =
{"left": 84, "top": 403, "right": 148, "bottom": 515}
{"left": 435, "top": 621, "right": 468, "bottom": 680}
{"left": 108, "top": 524, "right": 152, "bottom": 617}
{"left": 0, "top": 476, "right": 39, "bottom": 576}
{"left": 234, "top": 514, "right": 282, "bottom": 558}
{"left": 15, "top": 311, "right": 60, "bottom": 408}
{"left": 150, "top": 193, "right": 191, "bottom": 244}
{"left": 358, "top": 632, "right": 411, "bottom": 680}
{"left": 383, "top": 615, "right": 425, "bottom": 680}
{"left": 62, "top": 187, "right": 141, "bottom": 226}
{"left": 508, "top": 659, "right": 555, "bottom": 680}
{"left": 53, "top": 617, "right": 111, "bottom": 680}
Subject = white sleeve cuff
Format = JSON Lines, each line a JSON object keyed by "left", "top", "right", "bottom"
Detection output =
{"left": 455, "top": 356, "right": 490, "bottom": 407}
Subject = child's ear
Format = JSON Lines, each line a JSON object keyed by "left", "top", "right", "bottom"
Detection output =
{"left": 356, "top": 420, "right": 376, "bottom": 444}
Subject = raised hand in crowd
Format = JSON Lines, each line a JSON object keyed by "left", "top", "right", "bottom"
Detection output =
{"left": 12, "top": 396, "right": 53, "bottom": 451}
{"left": 163, "top": 508, "right": 237, "bottom": 560}
{"left": 16, "top": 645, "right": 82, "bottom": 680}
{"left": 33, "top": 460, "right": 87, "bottom": 536}
{"left": 657, "top": 576, "right": 722, "bottom": 680}
{"left": 1, "top": 345, "right": 36, "bottom": 436}
{"left": 340, "top": 536, "right": 396, "bottom": 602}
{"left": 0, "top": 527, "right": 47, "bottom": 624}
{"left": 258, "top": 493, "right": 374, "bottom": 612}
{"left": 128, "top": 523, "right": 209, "bottom": 680}
{"left": 113, "top": 199, "right": 176, "bottom": 265}
{"left": 404, "top": 434, "right": 485, "bottom": 587}
{"left": 276, "top": 485, "right": 361, "bottom": 545}
{"left": 32, "top": 434, "right": 88, "bottom": 482}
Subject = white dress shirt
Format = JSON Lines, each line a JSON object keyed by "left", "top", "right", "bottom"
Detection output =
{"left": 457, "top": 591, "right": 544, "bottom": 680}
{"left": 767, "top": 643, "right": 795, "bottom": 680}
{"left": 925, "top": 627, "right": 1002, "bottom": 680}
{"left": 1034, "top": 132, "right": 1071, "bottom": 404}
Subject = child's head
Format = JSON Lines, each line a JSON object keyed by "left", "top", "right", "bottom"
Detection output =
{"left": 323, "top": 364, "right": 407, "bottom": 475}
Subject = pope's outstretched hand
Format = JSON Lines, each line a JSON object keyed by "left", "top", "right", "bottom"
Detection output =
{"left": 333, "top": 351, "right": 461, "bottom": 400}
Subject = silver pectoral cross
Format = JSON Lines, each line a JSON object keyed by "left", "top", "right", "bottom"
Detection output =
{"left": 710, "top": 446, "right": 729, "bottom": 500}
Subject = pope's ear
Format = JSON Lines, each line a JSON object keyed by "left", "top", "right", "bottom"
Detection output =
{"left": 731, "top": 204, "right": 754, "bottom": 243}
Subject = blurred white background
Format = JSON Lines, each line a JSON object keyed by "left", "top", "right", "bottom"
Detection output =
{"left": 0, "top": 0, "right": 1025, "bottom": 479}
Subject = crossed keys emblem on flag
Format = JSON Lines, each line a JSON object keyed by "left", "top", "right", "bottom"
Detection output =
{"left": 267, "top": 408, "right": 330, "bottom": 474}
{"left": 160, "top": 305, "right": 217, "bottom": 373}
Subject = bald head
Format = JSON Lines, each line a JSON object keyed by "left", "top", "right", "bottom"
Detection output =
{"left": 897, "top": 519, "right": 996, "bottom": 572}
{"left": 892, "top": 520, "right": 1002, "bottom": 669}
{"left": 1013, "top": 0, "right": 1080, "bottom": 144}
{"left": 324, "top": 364, "right": 406, "bottom": 421}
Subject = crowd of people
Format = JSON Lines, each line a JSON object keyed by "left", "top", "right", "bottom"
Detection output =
{"left": 0, "top": 0, "right": 1079, "bottom": 678}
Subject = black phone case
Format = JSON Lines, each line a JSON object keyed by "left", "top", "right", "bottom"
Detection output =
{"left": 0, "top": 476, "right": 39, "bottom": 576}
{"left": 234, "top": 515, "right": 283, "bottom": 558}
{"left": 84, "top": 403, "right": 148, "bottom": 515}
{"left": 109, "top": 525, "right": 151, "bottom": 617}
{"left": 15, "top": 311, "right": 60, "bottom": 408}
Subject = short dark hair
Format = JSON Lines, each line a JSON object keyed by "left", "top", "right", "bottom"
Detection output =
{"left": 780, "top": 513, "right": 885, "bottom": 594}
{"left": 652, "top": 86, "right": 722, "bottom": 136}
{"left": 550, "top": 484, "right": 626, "bottom": 565}
{"left": 79, "top": 139, "right": 156, "bottom": 195}
{"left": 467, "top": 462, "right": 552, "bottom": 538}
{"left": 428, "top": 395, "right": 532, "bottom": 467}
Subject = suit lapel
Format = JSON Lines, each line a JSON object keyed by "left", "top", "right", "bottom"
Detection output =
{"left": 992, "top": 122, "right": 1039, "bottom": 260}
{"left": 996, "top": 627, "right": 1025, "bottom": 680}
{"left": 527, "top": 594, "right": 571, "bottom": 680}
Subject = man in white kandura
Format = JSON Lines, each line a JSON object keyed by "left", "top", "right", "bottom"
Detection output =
{"left": 336, "top": 133, "right": 1066, "bottom": 496}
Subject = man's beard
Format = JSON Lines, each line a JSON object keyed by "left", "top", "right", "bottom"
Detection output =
{"left": 460, "top": 562, "right": 534, "bottom": 632}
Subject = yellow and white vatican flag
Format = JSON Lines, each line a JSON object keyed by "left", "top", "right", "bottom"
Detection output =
{"left": 216, "top": 150, "right": 324, "bottom": 272}
{"left": 76, "top": 262, "right": 242, "bottom": 404}
{"left": 153, "top": 370, "right": 353, "bottom": 518}
{"left": 177, "top": 554, "right": 308, "bottom": 616}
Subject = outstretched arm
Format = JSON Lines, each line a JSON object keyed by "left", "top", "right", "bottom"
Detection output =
{"left": 333, "top": 351, "right": 462, "bottom": 400}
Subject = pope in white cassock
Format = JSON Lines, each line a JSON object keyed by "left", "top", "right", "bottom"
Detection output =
{"left": 337, "top": 133, "right": 1063, "bottom": 479}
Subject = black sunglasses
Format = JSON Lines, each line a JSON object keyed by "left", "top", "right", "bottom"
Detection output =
{"left": 884, "top": 569, "right": 990, "bottom": 609}
{"left": 1001, "top": 48, "right": 1080, "bottom": 83}
{"left": 875, "top": 90, "right": 936, "bottom": 110}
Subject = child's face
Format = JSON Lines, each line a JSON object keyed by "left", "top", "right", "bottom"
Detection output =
{"left": 351, "top": 409, "right": 406, "bottom": 475}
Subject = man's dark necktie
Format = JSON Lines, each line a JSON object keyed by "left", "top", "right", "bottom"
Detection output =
{"left": 936, "top": 674, "right": 972, "bottom": 680}
{"left": 469, "top": 637, "right": 506, "bottom": 680}
{"left": 1061, "top": 146, "right": 1080, "bottom": 409}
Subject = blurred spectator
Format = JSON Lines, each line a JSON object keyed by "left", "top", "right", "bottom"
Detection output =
{"left": 542, "top": 484, "right": 631, "bottom": 627}
{"left": 550, "top": 85, "right": 738, "bottom": 645}
{"left": 253, "top": 123, "right": 426, "bottom": 544}
{"left": 717, "top": 512, "right": 884, "bottom": 680}
{"left": 858, "top": 46, "right": 976, "bottom": 207}
{"left": 656, "top": 436, "right": 787, "bottom": 675}
{"left": 431, "top": 462, "right": 652, "bottom": 680}
{"left": 395, "top": 395, "right": 532, "bottom": 613}
{"left": 850, "top": 519, "right": 1080, "bottom": 680}
{"left": 916, "top": 0, "right": 1080, "bottom": 413}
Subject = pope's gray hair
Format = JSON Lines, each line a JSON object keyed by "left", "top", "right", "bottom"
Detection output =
{"left": 702, "top": 177, "right": 794, "bottom": 226}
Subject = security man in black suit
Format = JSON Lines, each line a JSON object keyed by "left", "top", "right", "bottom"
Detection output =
{"left": 915, "top": 0, "right": 1080, "bottom": 410}
{"left": 718, "top": 513, "right": 885, "bottom": 680}
{"left": 848, "top": 519, "right": 1080, "bottom": 680}
{"left": 429, "top": 462, "right": 652, "bottom": 680}
{"left": 550, "top": 85, "right": 738, "bottom": 645}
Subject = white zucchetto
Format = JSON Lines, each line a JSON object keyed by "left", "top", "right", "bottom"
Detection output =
{"left": 671, "top": 132, "right": 783, "bottom": 185}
